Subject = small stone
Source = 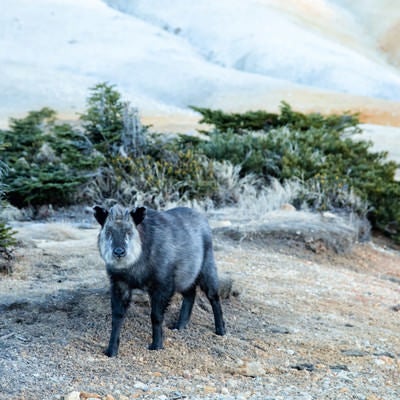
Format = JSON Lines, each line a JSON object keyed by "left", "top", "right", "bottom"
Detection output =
{"left": 80, "top": 392, "right": 102, "bottom": 399}
{"left": 290, "top": 363, "right": 315, "bottom": 372}
{"left": 280, "top": 203, "right": 296, "bottom": 212}
{"left": 220, "top": 387, "right": 229, "bottom": 395}
{"left": 341, "top": 349, "right": 368, "bottom": 357}
{"left": 374, "top": 358, "right": 386, "bottom": 366}
{"left": 182, "top": 370, "right": 192, "bottom": 379}
{"left": 237, "top": 360, "right": 265, "bottom": 377}
{"left": 212, "top": 220, "right": 232, "bottom": 228}
{"left": 236, "top": 393, "right": 252, "bottom": 400}
{"left": 63, "top": 392, "right": 81, "bottom": 400}
{"left": 322, "top": 211, "right": 337, "bottom": 219}
{"left": 203, "top": 385, "right": 216, "bottom": 394}
{"left": 133, "top": 381, "right": 148, "bottom": 391}
{"left": 269, "top": 325, "right": 291, "bottom": 334}
{"left": 329, "top": 365, "right": 349, "bottom": 372}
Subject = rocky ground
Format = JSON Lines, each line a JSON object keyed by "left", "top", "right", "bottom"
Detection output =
{"left": 0, "top": 210, "right": 399, "bottom": 400}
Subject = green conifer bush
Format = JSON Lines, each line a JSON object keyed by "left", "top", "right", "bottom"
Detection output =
{"left": 0, "top": 108, "right": 101, "bottom": 207}
{"left": 194, "top": 105, "right": 400, "bottom": 240}
{"left": 0, "top": 153, "right": 16, "bottom": 273}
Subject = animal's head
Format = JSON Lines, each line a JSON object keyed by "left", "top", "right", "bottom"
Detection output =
{"left": 93, "top": 204, "right": 146, "bottom": 269}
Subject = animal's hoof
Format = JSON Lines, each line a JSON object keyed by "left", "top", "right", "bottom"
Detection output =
{"left": 104, "top": 348, "right": 118, "bottom": 357}
{"left": 216, "top": 326, "right": 226, "bottom": 336}
{"left": 148, "top": 342, "right": 164, "bottom": 350}
{"left": 168, "top": 322, "right": 186, "bottom": 331}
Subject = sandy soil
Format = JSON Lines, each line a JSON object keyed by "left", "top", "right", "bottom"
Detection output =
{"left": 0, "top": 215, "right": 399, "bottom": 399}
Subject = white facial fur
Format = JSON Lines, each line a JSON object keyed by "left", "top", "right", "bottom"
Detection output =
{"left": 98, "top": 207, "right": 142, "bottom": 270}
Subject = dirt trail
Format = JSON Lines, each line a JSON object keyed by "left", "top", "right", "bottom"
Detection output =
{"left": 0, "top": 219, "right": 399, "bottom": 399}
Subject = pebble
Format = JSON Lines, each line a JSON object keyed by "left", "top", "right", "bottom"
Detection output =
{"left": 281, "top": 203, "right": 296, "bottom": 212}
{"left": 80, "top": 392, "right": 102, "bottom": 399}
{"left": 341, "top": 349, "right": 368, "bottom": 357}
{"left": 330, "top": 364, "right": 349, "bottom": 372}
{"left": 133, "top": 381, "right": 149, "bottom": 391}
{"left": 221, "top": 387, "right": 229, "bottom": 395}
{"left": 269, "top": 325, "right": 291, "bottom": 334}
{"left": 237, "top": 360, "right": 265, "bottom": 377}
{"left": 182, "top": 369, "right": 192, "bottom": 379}
{"left": 203, "top": 385, "right": 216, "bottom": 394}
{"left": 290, "top": 363, "right": 315, "bottom": 372}
{"left": 64, "top": 392, "right": 80, "bottom": 400}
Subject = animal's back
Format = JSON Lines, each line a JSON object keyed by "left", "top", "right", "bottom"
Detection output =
{"left": 142, "top": 207, "right": 212, "bottom": 292}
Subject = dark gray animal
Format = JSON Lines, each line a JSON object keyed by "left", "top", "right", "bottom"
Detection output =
{"left": 94, "top": 204, "right": 226, "bottom": 356}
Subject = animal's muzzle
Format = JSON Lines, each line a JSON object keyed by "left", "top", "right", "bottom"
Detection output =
{"left": 113, "top": 247, "right": 126, "bottom": 258}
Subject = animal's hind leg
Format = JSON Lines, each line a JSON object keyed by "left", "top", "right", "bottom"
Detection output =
{"left": 171, "top": 286, "right": 196, "bottom": 330}
{"left": 199, "top": 248, "right": 226, "bottom": 336}
{"left": 204, "top": 287, "right": 226, "bottom": 336}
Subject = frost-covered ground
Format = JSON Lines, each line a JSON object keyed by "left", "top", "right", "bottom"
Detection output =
{"left": 1, "top": 216, "right": 400, "bottom": 399}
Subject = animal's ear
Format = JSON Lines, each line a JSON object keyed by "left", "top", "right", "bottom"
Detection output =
{"left": 93, "top": 206, "right": 108, "bottom": 226}
{"left": 130, "top": 207, "right": 146, "bottom": 226}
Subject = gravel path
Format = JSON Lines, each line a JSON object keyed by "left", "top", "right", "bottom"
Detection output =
{"left": 0, "top": 218, "right": 399, "bottom": 399}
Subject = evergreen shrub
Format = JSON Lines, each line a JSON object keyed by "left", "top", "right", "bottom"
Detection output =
{"left": 0, "top": 152, "right": 16, "bottom": 273}
{"left": 0, "top": 108, "right": 101, "bottom": 207}
{"left": 78, "top": 83, "right": 218, "bottom": 207}
{"left": 194, "top": 104, "right": 400, "bottom": 240}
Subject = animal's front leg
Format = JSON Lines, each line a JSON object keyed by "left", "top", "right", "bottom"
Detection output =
{"left": 105, "top": 280, "right": 132, "bottom": 357}
{"left": 148, "top": 288, "right": 172, "bottom": 350}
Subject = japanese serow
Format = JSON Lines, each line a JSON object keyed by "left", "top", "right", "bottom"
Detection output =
{"left": 93, "top": 204, "right": 226, "bottom": 356}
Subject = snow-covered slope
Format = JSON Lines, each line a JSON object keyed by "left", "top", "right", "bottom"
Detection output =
{"left": 2, "top": 0, "right": 400, "bottom": 130}
{"left": 106, "top": 0, "right": 400, "bottom": 99}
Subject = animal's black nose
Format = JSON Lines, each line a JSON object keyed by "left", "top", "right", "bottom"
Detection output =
{"left": 113, "top": 247, "right": 126, "bottom": 258}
